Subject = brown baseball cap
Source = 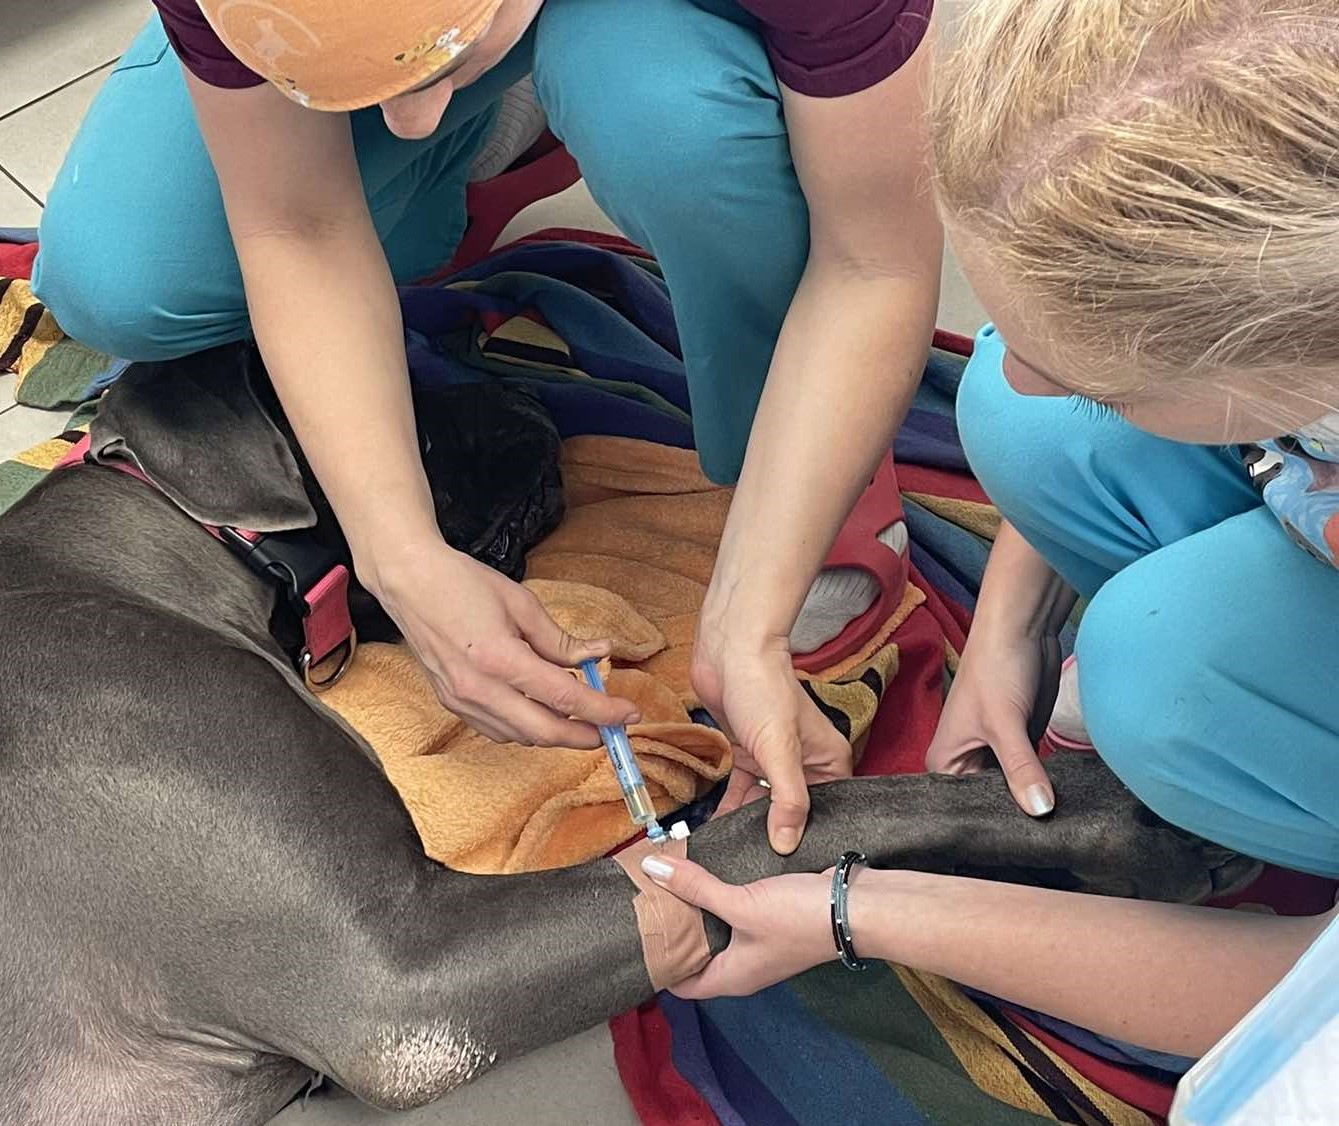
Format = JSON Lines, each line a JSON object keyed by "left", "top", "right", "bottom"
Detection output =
{"left": 195, "top": 0, "right": 506, "bottom": 111}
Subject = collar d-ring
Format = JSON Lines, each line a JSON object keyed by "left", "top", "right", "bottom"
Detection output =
{"left": 301, "top": 629, "right": 357, "bottom": 692}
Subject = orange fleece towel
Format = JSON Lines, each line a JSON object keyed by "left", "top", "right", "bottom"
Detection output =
{"left": 323, "top": 437, "right": 913, "bottom": 874}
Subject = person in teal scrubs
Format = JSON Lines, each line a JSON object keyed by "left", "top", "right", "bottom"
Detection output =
{"left": 36, "top": 1, "right": 942, "bottom": 854}
{"left": 647, "top": 0, "right": 1339, "bottom": 1070}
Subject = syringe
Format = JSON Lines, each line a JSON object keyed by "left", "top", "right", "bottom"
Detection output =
{"left": 580, "top": 659, "right": 667, "bottom": 844}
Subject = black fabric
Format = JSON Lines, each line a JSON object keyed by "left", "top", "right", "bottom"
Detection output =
{"left": 93, "top": 341, "right": 565, "bottom": 648}
{"left": 254, "top": 358, "right": 566, "bottom": 644}
{"left": 412, "top": 380, "right": 566, "bottom": 582}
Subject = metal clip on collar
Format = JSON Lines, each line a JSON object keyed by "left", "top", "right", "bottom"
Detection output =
{"left": 300, "top": 631, "right": 357, "bottom": 692}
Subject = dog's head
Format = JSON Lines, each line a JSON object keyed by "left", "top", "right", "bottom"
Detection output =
{"left": 90, "top": 341, "right": 565, "bottom": 638}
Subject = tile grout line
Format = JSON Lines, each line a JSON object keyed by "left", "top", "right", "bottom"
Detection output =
{"left": 0, "top": 163, "right": 42, "bottom": 208}
{"left": 0, "top": 57, "right": 120, "bottom": 125}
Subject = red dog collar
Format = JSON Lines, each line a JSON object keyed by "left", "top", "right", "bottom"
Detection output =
{"left": 57, "top": 435, "right": 356, "bottom": 691}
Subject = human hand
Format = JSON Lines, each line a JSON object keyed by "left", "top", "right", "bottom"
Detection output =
{"left": 925, "top": 613, "right": 1060, "bottom": 816}
{"left": 365, "top": 537, "right": 640, "bottom": 747}
{"left": 639, "top": 852, "right": 836, "bottom": 998}
{"left": 691, "top": 631, "right": 852, "bottom": 855}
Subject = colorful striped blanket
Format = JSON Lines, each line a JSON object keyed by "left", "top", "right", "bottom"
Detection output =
{"left": 4, "top": 229, "right": 1334, "bottom": 1126}
{"left": 604, "top": 303, "right": 1337, "bottom": 1126}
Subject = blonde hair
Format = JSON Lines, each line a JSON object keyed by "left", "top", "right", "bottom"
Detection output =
{"left": 932, "top": 0, "right": 1339, "bottom": 406}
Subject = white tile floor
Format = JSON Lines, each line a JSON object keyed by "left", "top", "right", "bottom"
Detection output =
{"left": 0, "top": 0, "right": 145, "bottom": 119}
{"left": 0, "top": 4, "right": 988, "bottom": 1123}
{"left": 0, "top": 61, "right": 114, "bottom": 199}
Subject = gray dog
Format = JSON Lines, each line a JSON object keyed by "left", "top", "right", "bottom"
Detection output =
{"left": 0, "top": 346, "right": 1259, "bottom": 1125}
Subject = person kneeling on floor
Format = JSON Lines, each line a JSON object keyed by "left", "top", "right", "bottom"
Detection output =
{"left": 650, "top": 0, "right": 1339, "bottom": 1070}
{"left": 34, "top": 0, "right": 942, "bottom": 855}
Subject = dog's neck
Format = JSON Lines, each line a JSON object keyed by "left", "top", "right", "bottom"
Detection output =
{"left": 2, "top": 469, "right": 285, "bottom": 663}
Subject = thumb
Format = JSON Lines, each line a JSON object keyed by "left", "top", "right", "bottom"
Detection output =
{"left": 760, "top": 734, "right": 810, "bottom": 856}
{"left": 640, "top": 854, "right": 737, "bottom": 920}
{"left": 989, "top": 721, "right": 1054, "bottom": 817}
{"left": 512, "top": 592, "right": 610, "bottom": 667}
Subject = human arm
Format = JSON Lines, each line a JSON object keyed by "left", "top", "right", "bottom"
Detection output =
{"left": 184, "top": 76, "right": 638, "bottom": 745}
{"left": 693, "top": 26, "right": 943, "bottom": 851}
{"left": 640, "top": 854, "right": 1335, "bottom": 1059}
{"left": 926, "top": 520, "right": 1078, "bottom": 813}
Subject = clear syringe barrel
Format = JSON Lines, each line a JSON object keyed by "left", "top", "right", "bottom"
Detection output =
{"left": 581, "top": 660, "right": 663, "bottom": 833}
{"left": 599, "top": 725, "right": 658, "bottom": 825}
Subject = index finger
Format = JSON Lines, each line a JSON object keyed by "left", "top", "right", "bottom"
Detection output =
{"left": 510, "top": 649, "right": 642, "bottom": 728}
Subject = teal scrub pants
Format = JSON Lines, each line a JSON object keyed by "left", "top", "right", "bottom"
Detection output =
{"left": 960, "top": 326, "right": 1339, "bottom": 877}
{"left": 33, "top": 0, "right": 804, "bottom": 484}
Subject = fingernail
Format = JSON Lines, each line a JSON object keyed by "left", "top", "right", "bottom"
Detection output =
{"left": 627, "top": 712, "right": 643, "bottom": 725}
{"left": 775, "top": 827, "right": 800, "bottom": 854}
{"left": 641, "top": 856, "right": 674, "bottom": 882}
{"left": 1024, "top": 784, "right": 1054, "bottom": 817}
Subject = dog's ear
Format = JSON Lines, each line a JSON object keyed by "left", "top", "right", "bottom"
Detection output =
{"left": 89, "top": 343, "right": 316, "bottom": 531}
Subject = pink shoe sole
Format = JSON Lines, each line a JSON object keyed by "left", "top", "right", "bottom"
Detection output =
{"left": 791, "top": 451, "right": 908, "bottom": 674}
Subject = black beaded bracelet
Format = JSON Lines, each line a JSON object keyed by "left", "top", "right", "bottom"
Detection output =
{"left": 829, "top": 850, "right": 869, "bottom": 972}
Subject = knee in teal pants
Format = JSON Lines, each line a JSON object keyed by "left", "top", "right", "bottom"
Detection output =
{"left": 535, "top": 0, "right": 809, "bottom": 483}
{"left": 958, "top": 326, "right": 1339, "bottom": 876}
{"left": 33, "top": 14, "right": 531, "bottom": 361}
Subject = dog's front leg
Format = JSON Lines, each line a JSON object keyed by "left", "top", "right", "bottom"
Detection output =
{"left": 343, "top": 751, "right": 1254, "bottom": 1110}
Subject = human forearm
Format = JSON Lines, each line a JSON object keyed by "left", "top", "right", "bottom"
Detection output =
{"left": 975, "top": 522, "right": 1077, "bottom": 639}
{"left": 190, "top": 77, "right": 439, "bottom": 586}
{"left": 702, "top": 262, "right": 936, "bottom": 640}
{"left": 235, "top": 219, "right": 440, "bottom": 583}
{"left": 189, "top": 78, "right": 635, "bottom": 743}
{"left": 703, "top": 41, "right": 942, "bottom": 645}
{"left": 235, "top": 219, "right": 640, "bottom": 741}
{"left": 691, "top": 42, "right": 943, "bottom": 844}
{"left": 852, "top": 869, "right": 1331, "bottom": 1056}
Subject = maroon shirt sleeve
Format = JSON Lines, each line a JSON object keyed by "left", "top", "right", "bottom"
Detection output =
{"left": 152, "top": 0, "right": 264, "bottom": 89}
{"left": 153, "top": 0, "right": 928, "bottom": 99}
{"left": 739, "top": 0, "right": 933, "bottom": 98}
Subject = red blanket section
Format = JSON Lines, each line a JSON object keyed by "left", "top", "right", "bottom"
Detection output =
{"left": 0, "top": 240, "right": 38, "bottom": 280}
{"left": 611, "top": 1003, "right": 719, "bottom": 1126}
